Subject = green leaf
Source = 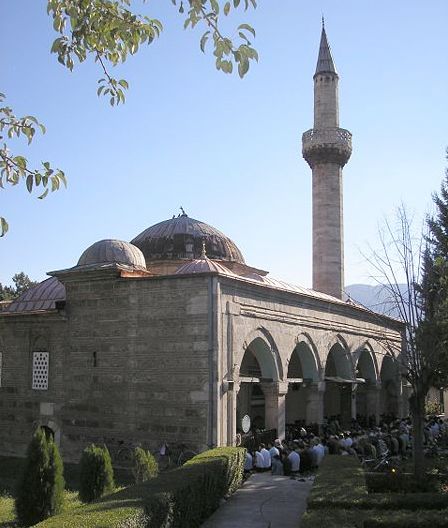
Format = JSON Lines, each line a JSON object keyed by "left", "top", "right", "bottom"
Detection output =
{"left": 233, "top": 0, "right": 241, "bottom": 7}
{"left": 224, "top": 2, "right": 231, "bottom": 15}
{"left": 238, "top": 57, "right": 249, "bottom": 78}
{"left": 38, "top": 188, "right": 49, "bottom": 200}
{"left": 238, "top": 23, "right": 256, "bottom": 37}
{"left": 0, "top": 217, "right": 8, "bottom": 237}
{"left": 26, "top": 174, "right": 33, "bottom": 193}
{"left": 210, "top": 0, "right": 220, "bottom": 14}
{"left": 200, "top": 31, "right": 210, "bottom": 52}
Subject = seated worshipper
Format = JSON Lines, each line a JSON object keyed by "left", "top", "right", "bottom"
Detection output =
{"left": 311, "top": 438, "right": 326, "bottom": 467}
{"left": 299, "top": 441, "right": 314, "bottom": 472}
{"left": 327, "top": 435, "right": 341, "bottom": 455}
{"left": 244, "top": 450, "right": 253, "bottom": 474}
{"left": 275, "top": 438, "right": 285, "bottom": 459}
{"left": 260, "top": 443, "right": 271, "bottom": 471}
{"left": 255, "top": 447, "right": 265, "bottom": 472}
{"left": 268, "top": 441, "right": 280, "bottom": 461}
{"left": 271, "top": 454, "right": 284, "bottom": 475}
{"left": 287, "top": 443, "right": 301, "bottom": 476}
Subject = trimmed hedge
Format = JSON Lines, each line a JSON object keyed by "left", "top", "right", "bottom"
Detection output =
{"left": 302, "top": 508, "right": 448, "bottom": 528}
{"left": 365, "top": 471, "right": 437, "bottom": 493}
{"left": 306, "top": 455, "right": 368, "bottom": 510}
{"left": 143, "top": 447, "right": 245, "bottom": 527}
{"left": 308, "top": 456, "right": 448, "bottom": 511}
{"left": 35, "top": 447, "right": 246, "bottom": 528}
{"left": 301, "top": 508, "right": 362, "bottom": 528}
{"left": 303, "top": 456, "right": 448, "bottom": 528}
{"left": 363, "top": 508, "right": 448, "bottom": 528}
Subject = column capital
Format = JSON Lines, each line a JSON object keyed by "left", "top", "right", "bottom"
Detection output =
{"left": 309, "top": 381, "right": 326, "bottom": 392}
{"left": 260, "top": 381, "right": 289, "bottom": 397}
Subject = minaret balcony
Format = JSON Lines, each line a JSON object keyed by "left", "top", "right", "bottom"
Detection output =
{"left": 302, "top": 127, "right": 352, "bottom": 168}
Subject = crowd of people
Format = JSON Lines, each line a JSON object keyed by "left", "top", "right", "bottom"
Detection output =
{"left": 243, "top": 415, "right": 448, "bottom": 477}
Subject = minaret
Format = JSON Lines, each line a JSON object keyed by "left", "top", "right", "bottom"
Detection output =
{"left": 302, "top": 21, "right": 352, "bottom": 299}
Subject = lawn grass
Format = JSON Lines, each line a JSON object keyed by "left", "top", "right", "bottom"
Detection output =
{"left": 0, "top": 456, "right": 129, "bottom": 527}
{"left": 0, "top": 494, "right": 15, "bottom": 528}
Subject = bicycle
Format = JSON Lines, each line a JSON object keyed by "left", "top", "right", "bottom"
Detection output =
{"left": 361, "top": 449, "right": 401, "bottom": 473}
{"left": 155, "top": 442, "right": 197, "bottom": 469}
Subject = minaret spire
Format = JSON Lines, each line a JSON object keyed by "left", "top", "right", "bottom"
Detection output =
{"left": 302, "top": 22, "right": 352, "bottom": 299}
{"left": 315, "top": 21, "right": 337, "bottom": 76}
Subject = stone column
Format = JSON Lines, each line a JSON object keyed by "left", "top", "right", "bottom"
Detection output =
{"left": 351, "top": 384, "right": 358, "bottom": 421}
{"left": 305, "top": 382, "right": 325, "bottom": 425}
{"left": 365, "top": 383, "right": 381, "bottom": 425}
{"left": 261, "top": 381, "right": 289, "bottom": 440}
{"left": 401, "top": 383, "right": 412, "bottom": 419}
{"left": 230, "top": 381, "right": 241, "bottom": 446}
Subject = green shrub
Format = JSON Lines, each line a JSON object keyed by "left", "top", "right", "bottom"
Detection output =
{"left": 308, "top": 457, "right": 448, "bottom": 512}
{"left": 307, "top": 456, "right": 368, "bottom": 510}
{"left": 35, "top": 447, "right": 246, "bottom": 528}
{"left": 365, "top": 471, "right": 438, "bottom": 493}
{"left": 78, "top": 444, "right": 115, "bottom": 503}
{"left": 301, "top": 508, "right": 364, "bottom": 528}
{"left": 363, "top": 508, "right": 448, "bottom": 527}
{"left": 15, "top": 428, "right": 65, "bottom": 526}
{"left": 132, "top": 447, "right": 158, "bottom": 484}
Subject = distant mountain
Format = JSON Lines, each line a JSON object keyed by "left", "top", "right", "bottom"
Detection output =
{"left": 345, "top": 284, "right": 408, "bottom": 319}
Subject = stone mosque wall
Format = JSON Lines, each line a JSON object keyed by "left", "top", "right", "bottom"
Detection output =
{"left": 0, "top": 274, "right": 213, "bottom": 462}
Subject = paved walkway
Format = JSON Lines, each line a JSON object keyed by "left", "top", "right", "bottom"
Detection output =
{"left": 201, "top": 473, "right": 313, "bottom": 528}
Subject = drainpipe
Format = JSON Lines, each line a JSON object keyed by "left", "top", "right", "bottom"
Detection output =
{"left": 207, "top": 276, "right": 217, "bottom": 448}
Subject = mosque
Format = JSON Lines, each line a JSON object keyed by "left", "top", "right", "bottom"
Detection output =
{"left": 0, "top": 25, "right": 407, "bottom": 461}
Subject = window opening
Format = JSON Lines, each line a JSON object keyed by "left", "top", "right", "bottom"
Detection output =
{"left": 32, "top": 351, "right": 49, "bottom": 390}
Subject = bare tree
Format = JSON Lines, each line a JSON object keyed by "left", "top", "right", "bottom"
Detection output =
{"left": 366, "top": 205, "right": 442, "bottom": 475}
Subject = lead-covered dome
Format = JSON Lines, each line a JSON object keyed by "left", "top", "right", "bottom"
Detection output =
{"left": 131, "top": 213, "right": 245, "bottom": 264}
{"left": 175, "top": 256, "right": 237, "bottom": 276}
{"left": 78, "top": 239, "right": 146, "bottom": 268}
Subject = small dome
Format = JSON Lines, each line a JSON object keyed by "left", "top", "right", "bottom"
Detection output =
{"left": 5, "top": 277, "right": 66, "bottom": 313}
{"left": 131, "top": 213, "right": 245, "bottom": 264}
{"left": 78, "top": 239, "right": 146, "bottom": 268}
{"left": 175, "top": 258, "right": 236, "bottom": 276}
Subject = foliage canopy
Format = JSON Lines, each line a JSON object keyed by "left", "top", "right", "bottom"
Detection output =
{"left": 1, "top": 1, "right": 258, "bottom": 236}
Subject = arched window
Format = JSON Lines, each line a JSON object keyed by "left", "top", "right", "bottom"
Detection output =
{"left": 32, "top": 337, "right": 49, "bottom": 391}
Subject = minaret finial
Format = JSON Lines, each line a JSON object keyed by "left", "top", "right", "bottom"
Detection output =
{"left": 314, "top": 18, "right": 337, "bottom": 76}
{"left": 200, "top": 240, "right": 207, "bottom": 259}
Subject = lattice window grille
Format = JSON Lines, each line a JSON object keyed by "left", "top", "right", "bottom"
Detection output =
{"left": 32, "top": 352, "right": 49, "bottom": 390}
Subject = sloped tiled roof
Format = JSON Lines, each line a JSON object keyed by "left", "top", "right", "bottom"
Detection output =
{"left": 4, "top": 277, "right": 65, "bottom": 313}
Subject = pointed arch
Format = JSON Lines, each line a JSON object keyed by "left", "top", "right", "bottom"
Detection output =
{"left": 33, "top": 335, "right": 48, "bottom": 351}
{"left": 354, "top": 342, "right": 379, "bottom": 383}
{"left": 238, "top": 327, "right": 282, "bottom": 381}
{"left": 325, "top": 338, "right": 354, "bottom": 381}
{"left": 287, "top": 332, "right": 321, "bottom": 382}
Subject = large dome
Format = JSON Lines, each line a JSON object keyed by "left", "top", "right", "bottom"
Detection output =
{"left": 131, "top": 213, "right": 245, "bottom": 264}
{"left": 78, "top": 239, "right": 146, "bottom": 268}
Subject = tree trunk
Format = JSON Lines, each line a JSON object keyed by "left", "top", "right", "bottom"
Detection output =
{"left": 411, "top": 393, "right": 425, "bottom": 477}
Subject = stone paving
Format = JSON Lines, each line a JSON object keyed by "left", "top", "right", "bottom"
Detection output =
{"left": 201, "top": 473, "right": 313, "bottom": 528}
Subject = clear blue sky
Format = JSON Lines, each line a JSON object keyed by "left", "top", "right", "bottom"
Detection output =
{"left": 1, "top": 1, "right": 447, "bottom": 288}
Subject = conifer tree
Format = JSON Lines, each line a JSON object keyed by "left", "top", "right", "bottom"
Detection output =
{"left": 79, "top": 444, "right": 115, "bottom": 503}
{"left": 15, "top": 427, "right": 65, "bottom": 526}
